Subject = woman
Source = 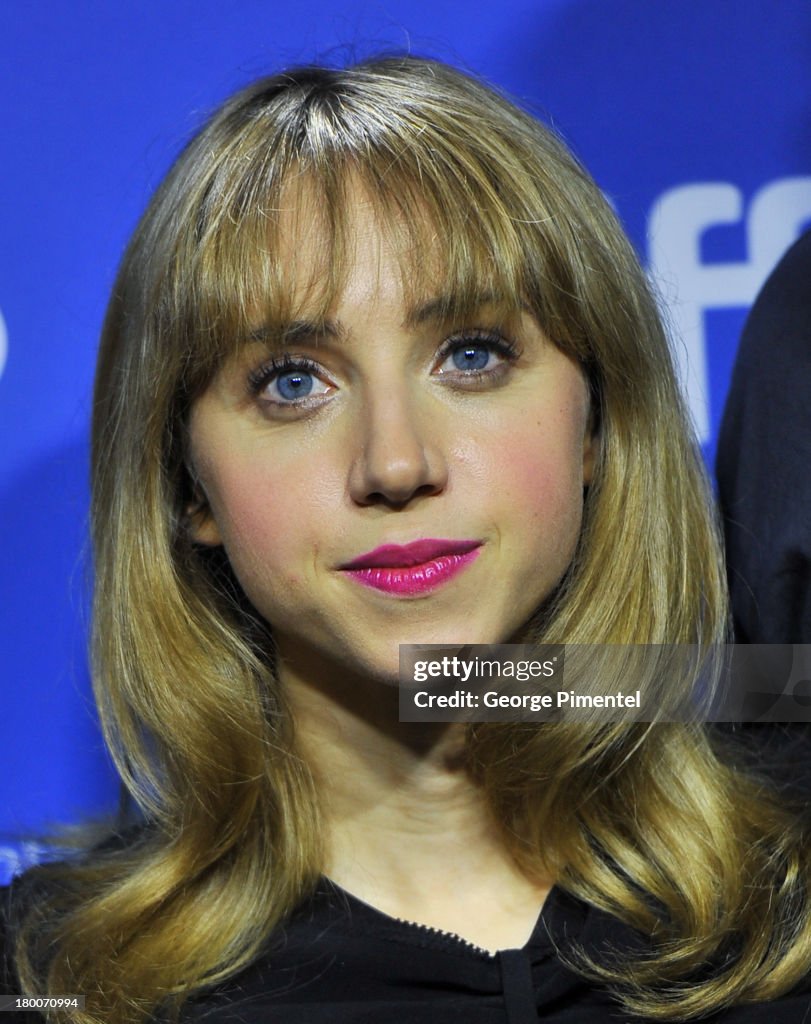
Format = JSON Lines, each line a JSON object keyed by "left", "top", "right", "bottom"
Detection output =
{"left": 4, "top": 56, "right": 810, "bottom": 1022}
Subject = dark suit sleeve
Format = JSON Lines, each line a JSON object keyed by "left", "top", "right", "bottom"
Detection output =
{"left": 716, "top": 229, "right": 811, "bottom": 644}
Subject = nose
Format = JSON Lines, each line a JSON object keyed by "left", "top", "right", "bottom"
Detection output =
{"left": 348, "top": 388, "right": 448, "bottom": 507}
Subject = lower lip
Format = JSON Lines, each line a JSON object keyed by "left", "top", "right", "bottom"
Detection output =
{"left": 343, "top": 549, "right": 481, "bottom": 596}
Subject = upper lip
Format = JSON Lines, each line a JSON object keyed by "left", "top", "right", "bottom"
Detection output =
{"left": 342, "top": 539, "right": 481, "bottom": 570}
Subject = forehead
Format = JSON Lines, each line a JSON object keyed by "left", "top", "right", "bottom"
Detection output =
{"left": 276, "top": 175, "right": 407, "bottom": 305}
{"left": 254, "top": 172, "right": 528, "bottom": 337}
{"left": 273, "top": 173, "right": 461, "bottom": 319}
{"left": 240, "top": 179, "right": 533, "bottom": 361}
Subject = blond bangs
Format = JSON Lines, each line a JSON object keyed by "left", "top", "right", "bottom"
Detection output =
{"left": 159, "top": 60, "right": 607, "bottom": 402}
{"left": 168, "top": 146, "right": 533, "bottom": 397}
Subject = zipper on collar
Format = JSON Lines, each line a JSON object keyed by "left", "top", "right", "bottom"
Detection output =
{"left": 391, "top": 914, "right": 498, "bottom": 958}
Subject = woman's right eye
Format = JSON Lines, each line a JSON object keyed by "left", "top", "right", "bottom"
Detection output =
{"left": 248, "top": 356, "right": 334, "bottom": 407}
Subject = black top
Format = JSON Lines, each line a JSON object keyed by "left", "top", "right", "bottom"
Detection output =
{"left": 716, "top": 228, "right": 811, "bottom": 644}
{"left": 4, "top": 873, "right": 810, "bottom": 1022}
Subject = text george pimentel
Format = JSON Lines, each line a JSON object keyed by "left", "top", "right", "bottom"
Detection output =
{"left": 412, "top": 689, "right": 642, "bottom": 710}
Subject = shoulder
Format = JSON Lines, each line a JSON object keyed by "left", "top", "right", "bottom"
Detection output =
{"left": 0, "top": 882, "right": 41, "bottom": 1022}
{"left": 717, "top": 227, "right": 811, "bottom": 451}
{"left": 1, "top": 869, "right": 48, "bottom": 993}
{"left": 711, "top": 722, "right": 811, "bottom": 804}
{"left": 0, "top": 826, "right": 153, "bottom": 1021}
{"left": 743, "top": 228, "right": 811, "bottom": 346}
{"left": 715, "top": 238, "right": 811, "bottom": 643}
{"left": 0, "top": 884, "right": 17, "bottom": 994}
{"left": 713, "top": 989, "right": 811, "bottom": 1022}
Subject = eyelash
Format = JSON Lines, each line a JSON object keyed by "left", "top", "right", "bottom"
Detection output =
{"left": 434, "top": 330, "right": 520, "bottom": 380}
{"left": 247, "top": 354, "right": 328, "bottom": 403}
{"left": 246, "top": 330, "right": 520, "bottom": 407}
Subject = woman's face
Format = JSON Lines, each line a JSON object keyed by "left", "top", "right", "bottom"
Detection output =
{"left": 188, "top": 183, "right": 595, "bottom": 688}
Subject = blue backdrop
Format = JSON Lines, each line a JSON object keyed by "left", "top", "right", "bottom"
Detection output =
{"left": 2, "top": 1, "right": 810, "bottom": 881}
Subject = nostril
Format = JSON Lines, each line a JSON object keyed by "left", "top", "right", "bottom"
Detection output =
{"left": 359, "top": 480, "right": 444, "bottom": 509}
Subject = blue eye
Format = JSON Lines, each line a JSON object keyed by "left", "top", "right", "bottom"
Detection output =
{"left": 435, "top": 332, "right": 518, "bottom": 380}
{"left": 276, "top": 368, "right": 314, "bottom": 400}
{"left": 248, "top": 356, "right": 333, "bottom": 407}
{"left": 451, "top": 345, "right": 491, "bottom": 371}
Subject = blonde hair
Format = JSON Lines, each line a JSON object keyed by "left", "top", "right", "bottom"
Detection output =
{"left": 15, "top": 55, "right": 811, "bottom": 1022}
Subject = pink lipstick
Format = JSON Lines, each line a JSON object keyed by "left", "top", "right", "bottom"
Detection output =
{"left": 341, "top": 539, "right": 481, "bottom": 596}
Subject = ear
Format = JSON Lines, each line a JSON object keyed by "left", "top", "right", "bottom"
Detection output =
{"left": 186, "top": 487, "right": 223, "bottom": 547}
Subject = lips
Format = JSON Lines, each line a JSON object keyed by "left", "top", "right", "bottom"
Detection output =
{"left": 341, "top": 539, "right": 482, "bottom": 596}
{"left": 343, "top": 539, "right": 481, "bottom": 569}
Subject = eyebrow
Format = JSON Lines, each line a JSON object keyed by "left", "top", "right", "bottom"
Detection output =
{"left": 247, "top": 291, "right": 523, "bottom": 348}
{"left": 404, "top": 291, "right": 520, "bottom": 328}
{"left": 247, "top": 319, "right": 345, "bottom": 349}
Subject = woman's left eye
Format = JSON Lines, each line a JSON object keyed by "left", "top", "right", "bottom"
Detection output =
{"left": 434, "top": 333, "right": 518, "bottom": 378}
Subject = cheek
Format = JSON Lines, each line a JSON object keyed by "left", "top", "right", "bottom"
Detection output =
{"left": 459, "top": 405, "right": 588, "bottom": 534}
{"left": 503, "top": 441, "right": 584, "bottom": 548}
{"left": 203, "top": 454, "right": 343, "bottom": 588}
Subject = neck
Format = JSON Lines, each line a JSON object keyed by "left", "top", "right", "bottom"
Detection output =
{"left": 285, "top": 663, "right": 491, "bottom": 857}
{"left": 280, "top": 651, "right": 551, "bottom": 941}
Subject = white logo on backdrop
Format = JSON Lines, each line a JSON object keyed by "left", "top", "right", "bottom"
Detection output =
{"left": 0, "top": 842, "right": 47, "bottom": 884}
{"left": 0, "top": 305, "right": 7, "bottom": 381}
{"left": 648, "top": 176, "right": 811, "bottom": 441}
